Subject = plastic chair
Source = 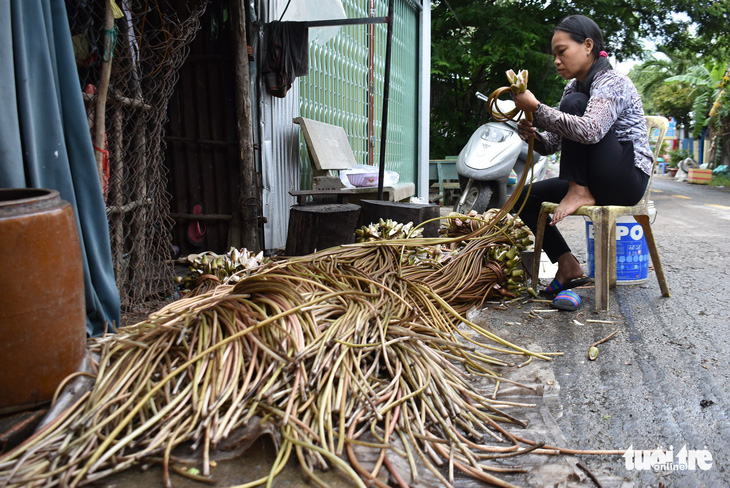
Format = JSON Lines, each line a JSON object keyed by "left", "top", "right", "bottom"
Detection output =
{"left": 530, "top": 116, "right": 671, "bottom": 310}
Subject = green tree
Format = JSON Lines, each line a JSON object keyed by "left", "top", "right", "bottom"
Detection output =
{"left": 628, "top": 47, "right": 698, "bottom": 105}
{"left": 650, "top": 83, "right": 694, "bottom": 130}
{"left": 430, "top": 1, "right": 558, "bottom": 158}
{"left": 708, "top": 67, "right": 730, "bottom": 167}
{"left": 631, "top": 51, "right": 730, "bottom": 167}
{"left": 430, "top": 0, "right": 730, "bottom": 159}
{"left": 665, "top": 62, "right": 727, "bottom": 137}
{"left": 662, "top": 1, "right": 730, "bottom": 60}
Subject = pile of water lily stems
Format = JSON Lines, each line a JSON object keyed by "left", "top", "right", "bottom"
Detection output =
{"left": 0, "top": 72, "right": 605, "bottom": 488}
{"left": 0, "top": 211, "right": 544, "bottom": 487}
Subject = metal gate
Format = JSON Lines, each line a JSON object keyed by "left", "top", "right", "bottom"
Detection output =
{"left": 297, "top": 0, "right": 421, "bottom": 186}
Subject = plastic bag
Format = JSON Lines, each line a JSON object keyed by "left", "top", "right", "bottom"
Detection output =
{"left": 280, "top": 0, "right": 346, "bottom": 45}
{"left": 340, "top": 165, "right": 400, "bottom": 188}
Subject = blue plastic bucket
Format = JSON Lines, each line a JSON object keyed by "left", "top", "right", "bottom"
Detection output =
{"left": 585, "top": 206, "right": 655, "bottom": 284}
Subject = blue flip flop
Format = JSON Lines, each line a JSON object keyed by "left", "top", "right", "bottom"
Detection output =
{"left": 551, "top": 290, "right": 582, "bottom": 311}
{"left": 539, "top": 277, "right": 593, "bottom": 297}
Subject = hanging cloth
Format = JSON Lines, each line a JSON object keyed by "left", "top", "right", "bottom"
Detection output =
{"left": 262, "top": 21, "right": 309, "bottom": 98}
{"left": 0, "top": 0, "right": 121, "bottom": 336}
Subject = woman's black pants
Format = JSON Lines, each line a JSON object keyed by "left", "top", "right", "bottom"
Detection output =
{"left": 515, "top": 92, "right": 649, "bottom": 262}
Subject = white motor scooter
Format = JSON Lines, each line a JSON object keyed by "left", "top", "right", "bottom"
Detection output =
{"left": 453, "top": 93, "right": 550, "bottom": 214}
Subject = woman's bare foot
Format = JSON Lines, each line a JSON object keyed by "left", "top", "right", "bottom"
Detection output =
{"left": 554, "top": 252, "right": 585, "bottom": 285}
{"left": 550, "top": 181, "right": 595, "bottom": 225}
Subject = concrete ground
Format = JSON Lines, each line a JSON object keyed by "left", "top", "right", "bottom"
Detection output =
{"left": 473, "top": 174, "right": 730, "bottom": 488}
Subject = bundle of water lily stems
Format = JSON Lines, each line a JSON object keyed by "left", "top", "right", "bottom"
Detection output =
{"left": 0, "top": 71, "right": 591, "bottom": 488}
{"left": 0, "top": 208, "right": 548, "bottom": 487}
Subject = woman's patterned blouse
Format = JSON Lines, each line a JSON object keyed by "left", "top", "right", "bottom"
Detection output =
{"left": 533, "top": 69, "right": 654, "bottom": 175}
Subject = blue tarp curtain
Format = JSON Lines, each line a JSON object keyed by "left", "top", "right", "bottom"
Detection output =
{"left": 0, "top": 0, "right": 121, "bottom": 336}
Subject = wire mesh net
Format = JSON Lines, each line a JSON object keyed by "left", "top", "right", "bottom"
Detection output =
{"left": 66, "top": 0, "right": 208, "bottom": 312}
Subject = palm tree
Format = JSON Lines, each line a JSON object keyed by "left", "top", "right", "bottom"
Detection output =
{"left": 630, "top": 47, "right": 698, "bottom": 102}
{"left": 665, "top": 62, "right": 727, "bottom": 138}
{"left": 707, "top": 66, "right": 730, "bottom": 167}
{"left": 628, "top": 47, "right": 699, "bottom": 134}
{"left": 631, "top": 48, "right": 730, "bottom": 167}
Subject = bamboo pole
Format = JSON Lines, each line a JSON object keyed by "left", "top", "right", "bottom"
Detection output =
{"left": 111, "top": 106, "right": 124, "bottom": 289}
{"left": 231, "top": 0, "right": 261, "bottom": 251}
{"left": 93, "top": 1, "right": 115, "bottom": 185}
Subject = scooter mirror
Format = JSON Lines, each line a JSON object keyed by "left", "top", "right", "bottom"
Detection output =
{"left": 493, "top": 98, "right": 516, "bottom": 113}
{"left": 475, "top": 92, "right": 528, "bottom": 123}
{"left": 475, "top": 92, "right": 490, "bottom": 103}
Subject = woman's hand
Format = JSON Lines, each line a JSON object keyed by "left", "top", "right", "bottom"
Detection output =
{"left": 517, "top": 118, "right": 541, "bottom": 142}
{"left": 513, "top": 89, "right": 540, "bottom": 113}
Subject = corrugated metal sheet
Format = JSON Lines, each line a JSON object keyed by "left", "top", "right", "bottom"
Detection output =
{"left": 260, "top": 83, "right": 300, "bottom": 251}
{"left": 257, "top": 0, "right": 303, "bottom": 251}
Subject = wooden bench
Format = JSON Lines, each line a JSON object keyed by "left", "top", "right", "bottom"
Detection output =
{"left": 292, "top": 117, "right": 415, "bottom": 204}
{"left": 285, "top": 117, "right": 417, "bottom": 255}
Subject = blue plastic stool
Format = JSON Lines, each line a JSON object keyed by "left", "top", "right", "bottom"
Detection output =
{"left": 656, "top": 157, "right": 667, "bottom": 175}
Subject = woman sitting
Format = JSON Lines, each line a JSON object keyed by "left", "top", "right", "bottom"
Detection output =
{"left": 513, "top": 14, "right": 653, "bottom": 309}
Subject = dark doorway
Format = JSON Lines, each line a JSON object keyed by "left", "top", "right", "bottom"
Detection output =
{"left": 165, "top": 2, "right": 241, "bottom": 257}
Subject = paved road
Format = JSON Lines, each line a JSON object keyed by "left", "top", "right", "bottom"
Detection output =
{"left": 478, "top": 174, "right": 730, "bottom": 487}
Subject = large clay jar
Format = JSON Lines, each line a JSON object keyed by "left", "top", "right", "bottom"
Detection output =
{"left": 0, "top": 188, "right": 86, "bottom": 414}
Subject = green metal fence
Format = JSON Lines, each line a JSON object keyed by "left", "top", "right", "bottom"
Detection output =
{"left": 298, "top": 0, "right": 421, "bottom": 187}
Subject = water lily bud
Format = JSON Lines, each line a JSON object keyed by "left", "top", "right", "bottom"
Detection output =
{"left": 506, "top": 69, "right": 517, "bottom": 85}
